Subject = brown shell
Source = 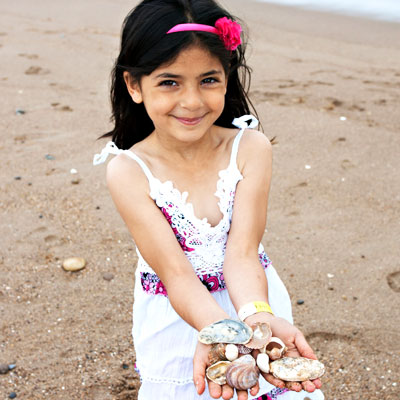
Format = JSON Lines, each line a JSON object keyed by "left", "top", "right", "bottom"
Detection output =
{"left": 208, "top": 343, "right": 227, "bottom": 365}
{"left": 225, "top": 356, "right": 260, "bottom": 390}
{"left": 245, "top": 322, "right": 272, "bottom": 349}
{"left": 265, "top": 337, "right": 286, "bottom": 360}
{"left": 206, "top": 361, "right": 231, "bottom": 385}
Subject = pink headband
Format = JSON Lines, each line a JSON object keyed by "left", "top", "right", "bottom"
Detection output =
{"left": 167, "top": 17, "right": 241, "bottom": 51}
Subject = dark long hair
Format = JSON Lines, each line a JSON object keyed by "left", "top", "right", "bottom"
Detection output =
{"left": 101, "top": 0, "right": 258, "bottom": 149}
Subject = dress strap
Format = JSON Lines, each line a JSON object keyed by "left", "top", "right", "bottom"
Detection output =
{"left": 93, "top": 141, "right": 155, "bottom": 184}
{"left": 229, "top": 115, "right": 259, "bottom": 167}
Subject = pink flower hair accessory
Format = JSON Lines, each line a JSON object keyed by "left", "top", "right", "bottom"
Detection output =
{"left": 167, "top": 17, "right": 242, "bottom": 51}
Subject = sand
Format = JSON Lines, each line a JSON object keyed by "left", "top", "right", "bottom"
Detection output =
{"left": 0, "top": 0, "right": 399, "bottom": 399}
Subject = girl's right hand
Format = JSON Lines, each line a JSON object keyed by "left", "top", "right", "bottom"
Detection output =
{"left": 193, "top": 341, "right": 260, "bottom": 400}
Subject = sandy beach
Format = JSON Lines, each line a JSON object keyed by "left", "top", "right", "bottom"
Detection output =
{"left": 1, "top": 0, "right": 399, "bottom": 399}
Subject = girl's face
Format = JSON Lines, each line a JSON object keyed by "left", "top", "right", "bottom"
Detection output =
{"left": 124, "top": 45, "right": 228, "bottom": 144}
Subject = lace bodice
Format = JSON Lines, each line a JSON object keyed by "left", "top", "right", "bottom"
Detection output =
{"left": 93, "top": 115, "right": 271, "bottom": 295}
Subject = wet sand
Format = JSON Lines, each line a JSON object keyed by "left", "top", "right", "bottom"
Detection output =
{"left": 0, "top": 0, "right": 399, "bottom": 398}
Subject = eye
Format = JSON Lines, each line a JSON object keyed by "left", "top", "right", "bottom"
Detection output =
{"left": 159, "top": 80, "right": 177, "bottom": 87}
{"left": 202, "top": 77, "right": 219, "bottom": 85}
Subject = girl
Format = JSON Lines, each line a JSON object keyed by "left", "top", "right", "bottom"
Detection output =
{"left": 93, "top": 1, "right": 324, "bottom": 399}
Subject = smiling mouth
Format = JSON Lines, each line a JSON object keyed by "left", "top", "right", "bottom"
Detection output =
{"left": 173, "top": 115, "right": 205, "bottom": 126}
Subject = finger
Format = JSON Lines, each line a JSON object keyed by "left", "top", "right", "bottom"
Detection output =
{"left": 236, "top": 389, "right": 248, "bottom": 400}
{"left": 249, "top": 381, "right": 260, "bottom": 397}
{"left": 221, "top": 384, "right": 234, "bottom": 400}
{"left": 285, "top": 381, "right": 302, "bottom": 392}
{"left": 262, "top": 372, "right": 285, "bottom": 389}
{"left": 192, "top": 356, "right": 206, "bottom": 395}
{"left": 207, "top": 380, "right": 222, "bottom": 399}
{"left": 302, "top": 380, "right": 316, "bottom": 392}
{"left": 293, "top": 331, "right": 317, "bottom": 359}
{"left": 312, "top": 378, "right": 322, "bottom": 389}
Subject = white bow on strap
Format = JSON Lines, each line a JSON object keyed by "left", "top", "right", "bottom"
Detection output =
{"left": 93, "top": 141, "right": 122, "bottom": 165}
{"left": 232, "top": 115, "right": 259, "bottom": 130}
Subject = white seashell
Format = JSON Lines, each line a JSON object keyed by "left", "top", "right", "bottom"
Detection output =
{"left": 233, "top": 354, "right": 256, "bottom": 366}
{"left": 256, "top": 353, "right": 270, "bottom": 373}
{"left": 206, "top": 361, "right": 231, "bottom": 385}
{"left": 225, "top": 344, "right": 239, "bottom": 361}
{"left": 270, "top": 357, "right": 325, "bottom": 382}
{"left": 246, "top": 322, "right": 272, "bottom": 349}
{"left": 198, "top": 319, "right": 253, "bottom": 345}
{"left": 265, "top": 337, "right": 286, "bottom": 360}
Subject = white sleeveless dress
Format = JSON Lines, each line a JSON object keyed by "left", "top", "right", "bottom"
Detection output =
{"left": 93, "top": 116, "right": 324, "bottom": 400}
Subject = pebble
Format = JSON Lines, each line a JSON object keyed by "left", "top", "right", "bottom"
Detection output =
{"left": 9, "top": 392, "right": 17, "bottom": 399}
{"left": 297, "top": 299, "right": 304, "bottom": 305}
{"left": 8, "top": 364, "right": 16, "bottom": 370}
{"left": 342, "top": 295, "right": 348, "bottom": 301}
{"left": 45, "top": 154, "right": 55, "bottom": 160}
{"left": 0, "top": 363, "right": 9, "bottom": 374}
{"left": 327, "top": 273, "right": 334, "bottom": 278}
{"left": 122, "top": 363, "right": 129, "bottom": 369}
{"left": 103, "top": 272, "right": 114, "bottom": 281}
{"left": 15, "top": 109, "right": 25, "bottom": 115}
{"left": 14, "top": 176, "right": 22, "bottom": 180}
{"left": 62, "top": 257, "right": 86, "bottom": 272}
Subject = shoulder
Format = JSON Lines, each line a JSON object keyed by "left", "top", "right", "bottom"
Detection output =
{"left": 106, "top": 152, "right": 149, "bottom": 197}
{"left": 237, "top": 129, "right": 272, "bottom": 171}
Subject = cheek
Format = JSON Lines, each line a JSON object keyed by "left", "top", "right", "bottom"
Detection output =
{"left": 144, "top": 94, "right": 174, "bottom": 117}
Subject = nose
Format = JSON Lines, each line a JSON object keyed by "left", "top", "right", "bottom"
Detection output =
{"left": 180, "top": 85, "right": 203, "bottom": 111}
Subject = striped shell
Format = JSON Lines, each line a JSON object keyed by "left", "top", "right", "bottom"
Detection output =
{"left": 225, "top": 355, "right": 260, "bottom": 390}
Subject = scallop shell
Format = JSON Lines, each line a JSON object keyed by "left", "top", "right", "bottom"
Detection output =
{"left": 225, "top": 356, "right": 260, "bottom": 390}
{"left": 246, "top": 322, "right": 272, "bottom": 349}
{"left": 208, "top": 343, "right": 227, "bottom": 365}
{"left": 265, "top": 337, "right": 286, "bottom": 360}
{"left": 198, "top": 319, "right": 253, "bottom": 345}
{"left": 206, "top": 361, "right": 231, "bottom": 385}
{"left": 270, "top": 357, "right": 325, "bottom": 382}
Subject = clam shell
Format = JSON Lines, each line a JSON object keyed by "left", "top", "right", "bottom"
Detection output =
{"left": 270, "top": 357, "right": 325, "bottom": 382}
{"left": 206, "top": 361, "right": 231, "bottom": 385}
{"left": 256, "top": 353, "right": 270, "bottom": 373}
{"left": 208, "top": 343, "right": 227, "bottom": 365}
{"left": 246, "top": 322, "right": 272, "bottom": 349}
{"left": 265, "top": 337, "right": 286, "bottom": 360}
{"left": 225, "top": 344, "right": 239, "bottom": 361}
{"left": 226, "top": 356, "right": 260, "bottom": 390}
{"left": 198, "top": 319, "right": 253, "bottom": 345}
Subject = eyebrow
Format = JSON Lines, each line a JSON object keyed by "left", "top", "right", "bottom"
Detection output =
{"left": 154, "top": 70, "right": 223, "bottom": 79}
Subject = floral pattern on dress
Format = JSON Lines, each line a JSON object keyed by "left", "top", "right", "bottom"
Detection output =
{"left": 255, "top": 387, "right": 288, "bottom": 399}
{"left": 161, "top": 206, "right": 195, "bottom": 252}
{"left": 140, "top": 252, "right": 271, "bottom": 296}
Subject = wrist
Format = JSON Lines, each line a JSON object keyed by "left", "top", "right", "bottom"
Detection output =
{"left": 238, "top": 300, "right": 274, "bottom": 321}
{"left": 244, "top": 311, "right": 276, "bottom": 326}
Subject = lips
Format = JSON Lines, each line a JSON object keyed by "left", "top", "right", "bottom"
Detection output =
{"left": 173, "top": 115, "right": 204, "bottom": 126}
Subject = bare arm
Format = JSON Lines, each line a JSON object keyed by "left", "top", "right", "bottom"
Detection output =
{"left": 106, "top": 154, "right": 229, "bottom": 331}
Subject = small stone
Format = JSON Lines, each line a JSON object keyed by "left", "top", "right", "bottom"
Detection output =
{"left": 297, "top": 299, "right": 304, "bottom": 305}
{"left": 15, "top": 109, "right": 25, "bottom": 115}
{"left": 327, "top": 273, "right": 334, "bottom": 278}
{"left": 328, "top": 287, "right": 334, "bottom": 290}
{"left": 8, "top": 364, "right": 16, "bottom": 370}
{"left": 0, "top": 363, "right": 9, "bottom": 374}
{"left": 45, "top": 154, "right": 55, "bottom": 160}
{"left": 342, "top": 295, "right": 348, "bottom": 301}
{"left": 14, "top": 176, "right": 22, "bottom": 180}
{"left": 122, "top": 363, "right": 129, "bottom": 369}
{"left": 71, "top": 177, "right": 80, "bottom": 184}
{"left": 96, "top": 206, "right": 100, "bottom": 210}
{"left": 9, "top": 393, "right": 17, "bottom": 399}
{"left": 353, "top": 296, "right": 358, "bottom": 301}
{"left": 103, "top": 272, "right": 114, "bottom": 281}
{"left": 39, "top": 214, "right": 43, "bottom": 218}
{"left": 340, "top": 116, "right": 347, "bottom": 121}
{"left": 62, "top": 257, "right": 86, "bottom": 272}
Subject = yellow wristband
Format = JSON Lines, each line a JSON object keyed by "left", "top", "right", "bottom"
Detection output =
{"left": 238, "top": 301, "right": 274, "bottom": 321}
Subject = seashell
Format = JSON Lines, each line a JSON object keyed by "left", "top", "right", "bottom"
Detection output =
{"left": 265, "top": 337, "right": 286, "bottom": 360}
{"left": 208, "top": 343, "right": 227, "bottom": 365}
{"left": 256, "top": 353, "right": 270, "bottom": 373}
{"left": 225, "top": 344, "right": 239, "bottom": 361}
{"left": 226, "top": 356, "right": 260, "bottom": 390}
{"left": 270, "top": 357, "right": 325, "bottom": 382}
{"left": 62, "top": 257, "right": 86, "bottom": 272}
{"left": 237, "top": 344, "right": 252, "bottom": 355}
{"left": 206, "top": 361, "right": 231, "bottom": 385}
{"left": 198, "top": 319, "right": 253, "bottom": 345}
{"left": 246, "top": 322, "right": 272, "bottom": 349}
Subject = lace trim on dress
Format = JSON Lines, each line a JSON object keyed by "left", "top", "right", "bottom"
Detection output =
{"left": 140, "top": 251, "right": 272, "bottom": 296}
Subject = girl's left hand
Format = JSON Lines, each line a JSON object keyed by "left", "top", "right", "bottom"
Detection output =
{"left": 193, "top": 341, "right": 260, "bottom": 400}
{"left": 247, "top": 313, "right": 323, "bottom": 393}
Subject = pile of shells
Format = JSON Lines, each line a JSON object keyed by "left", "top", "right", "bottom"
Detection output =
{"left": 199, "top": 319, "right": 325, "bottom": 390}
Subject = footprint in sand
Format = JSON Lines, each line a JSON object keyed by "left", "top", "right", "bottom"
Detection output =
{"left": 25, "top": 66, "right": 50, "bottom": 75}
{"left": 387, "top": 271, "right": 400, "bottom": 292}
